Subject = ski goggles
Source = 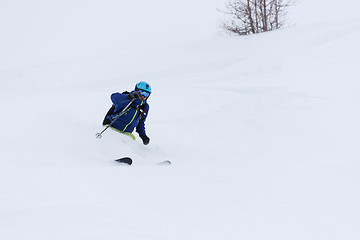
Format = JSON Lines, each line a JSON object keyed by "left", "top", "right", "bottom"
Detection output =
{"left": 139, "top": 90, "right": 150, "bottom": 98}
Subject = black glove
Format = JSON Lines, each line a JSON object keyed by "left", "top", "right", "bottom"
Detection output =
{"left": 140, "top": 135, "right": 150, "bottom": 145}
{"left": 128, "top": 91, "right": 141, "bottom": 100}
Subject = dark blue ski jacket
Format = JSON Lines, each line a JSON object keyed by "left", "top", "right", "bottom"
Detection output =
{"left": 104, "top": 92, "right": 149, "bottom": 136}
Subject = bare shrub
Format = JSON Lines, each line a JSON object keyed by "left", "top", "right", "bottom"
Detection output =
{"left": 219, "top": 0, "right": 295, "bottom": 35}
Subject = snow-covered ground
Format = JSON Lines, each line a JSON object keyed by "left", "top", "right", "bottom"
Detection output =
{"left": 1, "top": 1, "right": 360, "bottom": 239}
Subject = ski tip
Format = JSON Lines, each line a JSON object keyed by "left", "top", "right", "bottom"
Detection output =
{"left": 115, "top": 157, "right": 133, "bottom": 165}
{"left": 158, "top": 160, "right": 171, "bottom": 165}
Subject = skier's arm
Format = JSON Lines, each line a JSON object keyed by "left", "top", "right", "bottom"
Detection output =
{"left": 111, "top": 92, "right": 129, "bottom": 105}
{"left": 136, "top": 104, "right": 149, "bottom": 137}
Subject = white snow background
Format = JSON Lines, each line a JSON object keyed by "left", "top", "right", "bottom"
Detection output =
{"left": 1, "top": 0, "right": 360, "bottom": 239}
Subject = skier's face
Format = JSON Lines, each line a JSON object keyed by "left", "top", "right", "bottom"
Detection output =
{"left": 138, "top": 90, "right": 150, "bottom": 101}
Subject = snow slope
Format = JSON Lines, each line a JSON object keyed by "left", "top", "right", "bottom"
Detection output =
{"left": 1, "top": 1, "right": 360, "bottom": 240}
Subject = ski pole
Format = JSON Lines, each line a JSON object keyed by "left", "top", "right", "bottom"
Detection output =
{"left": 95, "top": 99, "right": 135, "bottom": 139}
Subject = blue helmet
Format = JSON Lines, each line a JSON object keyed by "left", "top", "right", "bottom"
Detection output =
{"left": 135, "top": 81, "right": 152, "bottom": 93}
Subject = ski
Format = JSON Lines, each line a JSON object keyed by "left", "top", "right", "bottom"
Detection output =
{"left": 114, "top": 157, "right": 171, "bottom": 166}
{"left": 115, "top": 157, "right": 133, "bottom": 165}
{"left": 158, "top": 160, "right": 172, "bottom": 165}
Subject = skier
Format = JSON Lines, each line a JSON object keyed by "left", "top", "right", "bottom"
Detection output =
{"left": 102, "top": 81, "right": 151, "bottom": 145}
